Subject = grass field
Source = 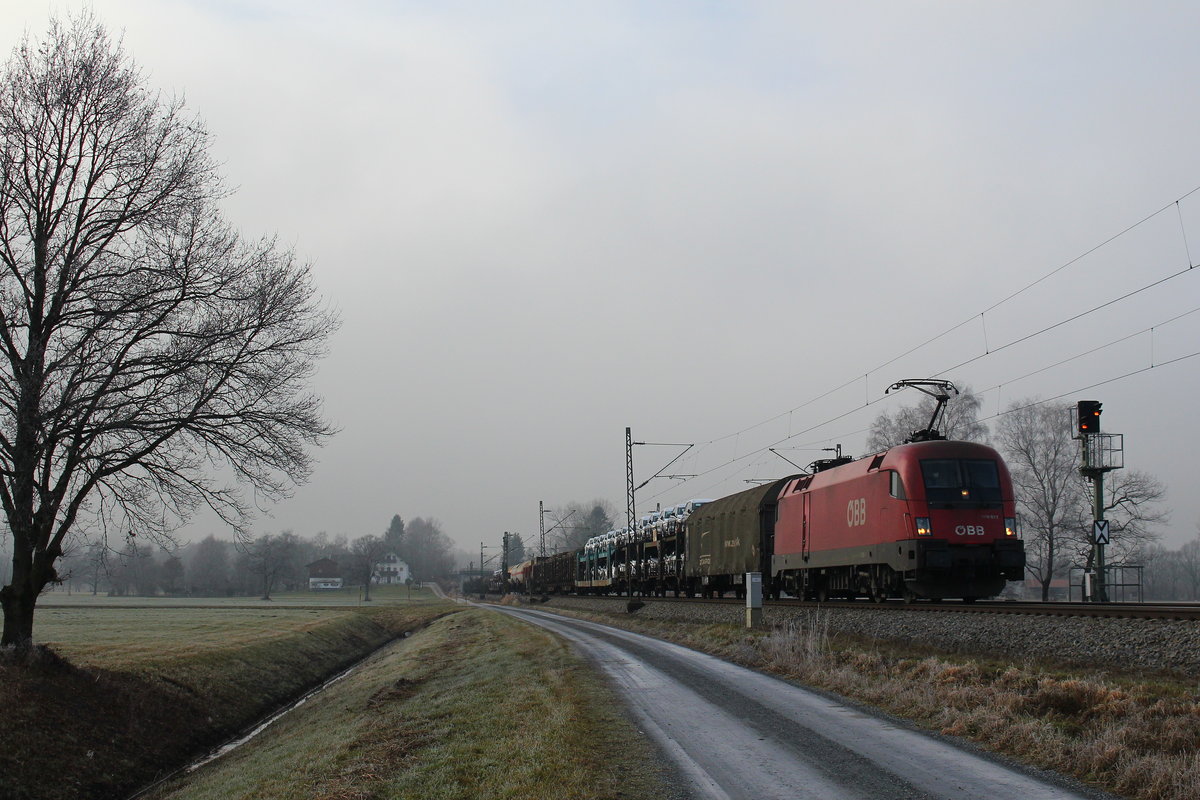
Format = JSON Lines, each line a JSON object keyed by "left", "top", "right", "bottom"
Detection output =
{"left": 38, "top": 582, "right": 437, "bottom": 608}
{"left": 35, "top": 585, "right": 443, "bottom": 671}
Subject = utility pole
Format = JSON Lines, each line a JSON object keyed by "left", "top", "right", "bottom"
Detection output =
{"left": 539, "top": 500, "right": 547, "bottom": 558}
{"left": 625, "top": 428, "right": 695, "bottom": 600}
{"left": 502, "top": 532, "right": 511, "bottom": 594}
{"left": 626, "top": 427, "right": 635, "bottom": 598}
{"left": 1093, "top": 474, "right": 1106, "bottom": 600}
{"left": 478, "top": 542, "right": 486, "bottom": 600}
{"left": 538, "top": 505, "right": 575, "bottom": 556}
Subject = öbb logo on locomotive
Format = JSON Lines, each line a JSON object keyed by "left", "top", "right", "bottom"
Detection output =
{"left": 846, "top": 498, "right": 867, "bottom": 527}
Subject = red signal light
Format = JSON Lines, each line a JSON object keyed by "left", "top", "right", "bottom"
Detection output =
{"left": 1077, "top": 400, "right": 1101, "bottom": 434}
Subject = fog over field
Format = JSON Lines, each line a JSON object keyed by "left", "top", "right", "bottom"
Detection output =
{"left": 3, "top": 2, "right": 1199, "bottom": 552}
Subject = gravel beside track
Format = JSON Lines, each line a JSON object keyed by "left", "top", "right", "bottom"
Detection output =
{"left": 540, "top": 596, "right": 1200, "bottom": 675}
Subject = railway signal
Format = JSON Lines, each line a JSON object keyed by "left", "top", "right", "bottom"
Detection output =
{"left": 1076, "top": 399, "right": 1125, "bottom": 603}
{"left": 1077, "top": 400, "right": 1102, "bottom": 434}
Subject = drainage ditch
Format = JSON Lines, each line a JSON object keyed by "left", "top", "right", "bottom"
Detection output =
{"left": 127, "top": 630, "right": 414, "bottom": 799}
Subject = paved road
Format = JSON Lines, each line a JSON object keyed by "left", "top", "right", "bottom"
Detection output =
{"left": 494, "top": 606, "right": 1112, "bottom": 800}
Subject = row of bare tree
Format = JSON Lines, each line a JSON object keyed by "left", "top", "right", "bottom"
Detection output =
{"left": 15, "top": 514, "right": 455, "bottom": 600}
{"left": 1141, "top": 539, "right": 1200, "bottom": 600}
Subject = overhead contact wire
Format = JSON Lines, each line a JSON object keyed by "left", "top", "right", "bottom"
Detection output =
{"left": 698, "top": 185, "right": 1200, "bottom": 453}
{"left": 643, "top": 187, "right": 1200, "bottom": 502}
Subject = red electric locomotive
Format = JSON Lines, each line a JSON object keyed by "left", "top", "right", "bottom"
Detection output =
{"left": 683, "top": 380, "right": 1024, "bottom": 602}
{"left": 772, "top": 438, "right": 1024, "bottom": 601}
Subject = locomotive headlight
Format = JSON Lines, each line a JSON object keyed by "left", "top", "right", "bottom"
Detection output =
{"left": 916, "top": 517, "right": 932, "bottom": 536}
{"left": 1005, "top": 517, "right": 1017, "bottom": 537}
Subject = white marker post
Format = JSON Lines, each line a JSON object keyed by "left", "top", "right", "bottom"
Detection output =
{"left": 746, "top": 572, "right": 763, "bottom": 628}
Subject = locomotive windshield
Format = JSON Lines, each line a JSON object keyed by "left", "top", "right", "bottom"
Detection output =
{"left": 920, "top": 459, "right": 1002, "bottom": 505}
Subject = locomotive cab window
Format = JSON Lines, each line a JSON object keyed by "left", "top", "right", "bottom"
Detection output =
{"left": 888, "top": 470, "right": 906, "bottom": 499}
{"left": 920, "top": 459, "right": 1002, "bottom": 505}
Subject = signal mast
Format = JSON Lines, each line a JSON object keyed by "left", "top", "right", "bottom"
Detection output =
{"left": 1074, "top": 401, "right": 1123, "bottom": 602}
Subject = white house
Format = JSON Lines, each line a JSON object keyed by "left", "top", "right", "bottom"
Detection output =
{"left": 373, "top": 552, "right": 411, "bottom": 584}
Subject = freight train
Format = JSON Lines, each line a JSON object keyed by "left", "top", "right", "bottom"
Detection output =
{"left": 507, "top": 437, "right": 1023, "bottom": 602}
{"left": 507, "top": 383, "right": 1026, "bottom": 602}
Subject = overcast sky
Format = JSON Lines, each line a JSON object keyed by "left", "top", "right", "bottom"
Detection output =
{"left": 5, "top": 1, "right": 1200, "bottom": 554}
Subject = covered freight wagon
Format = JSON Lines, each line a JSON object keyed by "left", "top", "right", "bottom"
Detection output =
{"left": 683, "top": 477, "right": 798, "bottom": 597}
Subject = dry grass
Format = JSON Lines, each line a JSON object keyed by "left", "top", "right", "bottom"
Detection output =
{"left": 147, "top": 609, "right": 680, "bottom": 800}
{"left": 541, "top": 602, "right": 1200, "bottom": 800}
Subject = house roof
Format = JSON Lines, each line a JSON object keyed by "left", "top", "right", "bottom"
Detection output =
{"left": 305, "top": 557, "right": 341, "bottom": 577}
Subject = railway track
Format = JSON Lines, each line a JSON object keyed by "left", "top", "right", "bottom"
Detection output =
{"left": 813, "top": 599, "right": 1200, "bottom": 620}
{"left": 538, "top": 594, "right": 1200, "bottom": 621}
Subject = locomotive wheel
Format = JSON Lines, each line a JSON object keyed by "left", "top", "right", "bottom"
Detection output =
{"left": 816, "top": 586, "right": 829, "bottom": 603}
{"left": 962, "top": 596, "right": 978, "bottom": 604}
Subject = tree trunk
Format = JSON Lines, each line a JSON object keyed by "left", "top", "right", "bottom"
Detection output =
{"left": 1041, "top": 538, "right": 1055, "bottom": 602}
{"left": 0, "top": 581, "right": 36, "bottom": 648}
{"left": 1, "top": 530, "right": 57, "bottom": 647}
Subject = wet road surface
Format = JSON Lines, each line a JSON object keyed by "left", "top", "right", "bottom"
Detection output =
{"left": 495, "top": 606, "right": 1112, "bottom": 800}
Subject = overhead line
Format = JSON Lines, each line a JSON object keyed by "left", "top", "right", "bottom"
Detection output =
{"left": 970, "top": 305, "right": 1200, "bottom": 398}
{"left": 639, "top": 186, "right": 1200, "bottom": 507}
{"left": 644, "top": 299, "right": 1200, "bottom": 506}
{"left": 978, "top": 349, "right": 1200, "bottom": 423}
{"left": 981, "top": 186, "right": 1199, "bottom": 316}
{"left": 693, "top": 185, "right": 1200, "bottom": 452}
{"left": 934, "top": 265, "right": 1197, "bottom": 377}
{"left": 647, "top": 345, "right": 1200, "bottom": 505}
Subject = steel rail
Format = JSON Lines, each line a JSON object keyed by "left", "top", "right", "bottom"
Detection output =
{"left": 549, "top": 594, "right": 1200, "bottom": 621}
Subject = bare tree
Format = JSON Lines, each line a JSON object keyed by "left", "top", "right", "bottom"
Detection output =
{"left": 0, "top": 15, "right": 336, "bottom": 646}
{"left": 186, "top": 534, "right": 230, "bottom": 596}
{"left": 556, "top": 499, "right": 614, "bottom": 551}
{"left": 349, "top": 534, "right": 389, "bottom": 601}
{"left": 401, "top": 517, "right": 453, "bottom": 582}
{"left": 1141, "top": 544, "right": 1180, "bottom": 600}
{"left": 867, "top": 385, "right": 988, "bottom": 451}
{"left": 1179, "top": 537, "right": 1200, "bottom": 599}
{"left": 63, "top": 539, "right": 111, "bottom": 595}
{"left": 160, "top": 553, "right": 184, "bottom": 595}
{"left": 995, "top": 401, "right": 1080, "bottom": 600}
{"left": 108, "top": 539, "right": 158, "bottom": 596}
{"left": 244, "top": 532, "right": 299, "bottom": 600}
